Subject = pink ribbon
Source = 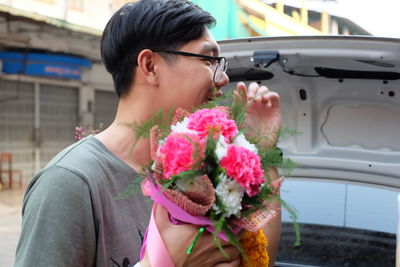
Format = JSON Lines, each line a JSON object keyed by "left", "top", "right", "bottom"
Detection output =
{"left": 139, "top": 175, "right": 240, "bottom": 266}
{"left": 140, "top": 204, "right": 175, "bottom": 267}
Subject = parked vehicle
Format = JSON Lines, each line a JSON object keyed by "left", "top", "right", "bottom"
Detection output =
{"left": 220, "top": 35, "right": 400, "bottom": 266}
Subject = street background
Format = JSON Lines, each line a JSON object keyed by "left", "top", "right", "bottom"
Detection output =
{"left": 1, "top": 0, "right": 399, "bottom": 266}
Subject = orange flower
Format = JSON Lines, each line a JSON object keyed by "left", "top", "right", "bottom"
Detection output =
{"left": 240, "top": 229, "right": 269, "bottom": 267}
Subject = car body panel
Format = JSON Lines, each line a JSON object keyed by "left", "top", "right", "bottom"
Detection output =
{"left": 219, "top": 36, "right": 399, "bottom": 265}
{"left": 219, "top": 35, "right": 400, "bottom": 189}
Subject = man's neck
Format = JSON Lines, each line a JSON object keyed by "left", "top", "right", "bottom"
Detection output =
{"left": 95, "top": 89, "right": 161, "bottom": 174}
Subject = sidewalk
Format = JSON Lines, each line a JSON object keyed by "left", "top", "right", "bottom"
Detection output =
{"left": 0, "top": 188, "right": 24, "bottom": 267}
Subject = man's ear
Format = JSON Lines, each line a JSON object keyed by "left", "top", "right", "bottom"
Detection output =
{"left": 137, "top": 49, "right": 159, "bottom": 86}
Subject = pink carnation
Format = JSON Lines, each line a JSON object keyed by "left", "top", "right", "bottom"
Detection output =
{"left": 187, "top": 108, "right": 238, "bottom": 142}
{"left": 159, "top": 133, "right": 204, "bottom": 179}
{"left": 220, "top": 145, "right": 265, "bottom": 197}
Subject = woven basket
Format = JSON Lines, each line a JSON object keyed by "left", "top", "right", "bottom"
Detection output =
{"left": 164, "top": 175, "right": 215, "bottom": 216}
{"left": 233, "top": 209, "right": 278, "bottom": 233}
{"left": 172, "top": 108, "right": 190, "bottom": 125}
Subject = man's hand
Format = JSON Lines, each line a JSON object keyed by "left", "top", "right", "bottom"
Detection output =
{"left": 234, "top": 82, "right": 282, "bottom": 267}
{"left": 142, "top": 205, "right": 241, "bottom": 267}
{"left": 235, "top": 82, "right": 281, "bottom": 149}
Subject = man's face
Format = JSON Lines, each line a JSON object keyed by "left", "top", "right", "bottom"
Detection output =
{"left": 156, "top": 28, "right": 229, "bottom": 112}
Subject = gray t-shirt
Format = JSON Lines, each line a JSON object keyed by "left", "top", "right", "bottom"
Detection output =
{"left": 15, "top": 136, "right": 152, "bottom": 267}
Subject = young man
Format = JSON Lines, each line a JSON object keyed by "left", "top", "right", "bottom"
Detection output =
{"left": 15, "top": 0, "right": 281, "bottom": 266}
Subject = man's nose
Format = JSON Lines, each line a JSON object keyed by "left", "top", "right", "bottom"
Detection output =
{"left": 215, "top": 71, "right": 229, "bottom": 88}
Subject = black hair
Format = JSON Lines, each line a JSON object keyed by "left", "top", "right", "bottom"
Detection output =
{"left": 100, "top": 0, "right": 216, "bottom": 97}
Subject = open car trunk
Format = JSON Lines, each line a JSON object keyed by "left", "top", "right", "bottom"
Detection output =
{"left": 219, "top": 36, "right": 400, "bottom": 266}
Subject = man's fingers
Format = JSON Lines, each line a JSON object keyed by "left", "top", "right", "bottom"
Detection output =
{"left": 235, "top": 82, "right": 248, "bottom": 104}
{"left": 154, "top": 204, "right": 169, "bottom": 227}
{"left": 259, "top": 85, "right": 269, "bottom": 93}
{"left": 261, "top": 95, "right": 272, "bottom": 106}
{"left": 207, "top": 244, "right": 240, "bottom": 263}
{"left": 251, "top": 84, "right": 270, "bottom": 106}
{"left": 236, "top": 82, "right": 275, "bottom": 107}
{"left": 186, "top": 232, "right": 241, "bottom": 266}
{"left": 236, "top": 81, "right": 246, "bottom": 90}
{"left": 222, "top": 245, "right": 241, "bottom": 260}
{"left": 261, "top": 91, "right": 275, "bottom": 106}
{"left": 154, "top": 204, "right": 242, "bottom": 266}
{"left": 268, "top": 92, "right": 280, "bottom": 108}
{"left": 248, "top": 82, "right": 259, "bottom": 99}
{"left": 215, "top": 258, "right": 241, "bottom": 267}
{"left": 199, "top": 234, "right": 240, "bottom": 259}
{"left": 255, "top": 86, "right": 268, "bottom": 102}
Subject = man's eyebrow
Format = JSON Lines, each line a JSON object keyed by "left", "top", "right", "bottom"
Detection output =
{"left": 199, "top": 44, "right": 220, "bottom": 56}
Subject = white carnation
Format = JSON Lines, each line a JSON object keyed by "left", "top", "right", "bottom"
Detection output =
{"left": 212, "top": 203, "right": 221, "bottom": 214}
{"left": 212, "top": 174, "right": 244, "bottom": 218}
{"left": 234, "top": 133, "right": 258, "bottom": 154}
{"left": 171, "top": 117, "right": 196, "bottom": 134}
{"left": 215, "top": 135, "right": 228, "bottom": 161}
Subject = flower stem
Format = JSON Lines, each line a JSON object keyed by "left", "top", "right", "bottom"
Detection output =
{"left": 186, "top": 226, "right": 205, "bottom": 254}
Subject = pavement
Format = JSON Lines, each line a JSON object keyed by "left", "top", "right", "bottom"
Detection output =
{"left": 0, "top": 187, "right": 24, "bottom": 267}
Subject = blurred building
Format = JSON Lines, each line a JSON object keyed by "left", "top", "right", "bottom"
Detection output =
{"left": 193, "top": 0, "right": 370, "bottom": 39}
{"left": 0, "top": 0, "right": 128, "bottom": 185}
{"left": 0, "top": 0, "right": 369, "bottom": 186}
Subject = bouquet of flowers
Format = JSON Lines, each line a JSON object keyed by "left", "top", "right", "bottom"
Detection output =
{"left": 133, "top": 94, "right": 299, "bottom": 267}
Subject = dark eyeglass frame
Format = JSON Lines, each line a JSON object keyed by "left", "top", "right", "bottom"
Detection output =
{"left": 152, "top": 49, "right": 228, "bottom": 83}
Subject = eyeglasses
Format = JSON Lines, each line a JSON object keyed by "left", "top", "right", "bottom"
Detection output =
{"left": 152, "top": 49, "right": 228, "bottom": 83}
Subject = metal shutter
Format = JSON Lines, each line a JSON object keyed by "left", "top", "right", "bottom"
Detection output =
{"left": 40, "top": 84, "right": 78, "bottom": 167}
{"left": 0, "top": 79, "right": 35, "bottom": 183}
{"left": 94, "top": 90, "right": 118, "bottom": 129}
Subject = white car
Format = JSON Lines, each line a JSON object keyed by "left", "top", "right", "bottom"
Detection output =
{"left": 219, "top": 35, "right": 399, "bottom": 266}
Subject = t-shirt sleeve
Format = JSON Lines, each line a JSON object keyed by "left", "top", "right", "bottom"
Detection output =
{"left": 15, "top": 166, "right": 97, "bottom": 267}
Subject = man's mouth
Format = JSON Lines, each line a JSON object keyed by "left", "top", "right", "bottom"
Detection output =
{"left": 205, "top": 88, "right": 222, "bottom": 102}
